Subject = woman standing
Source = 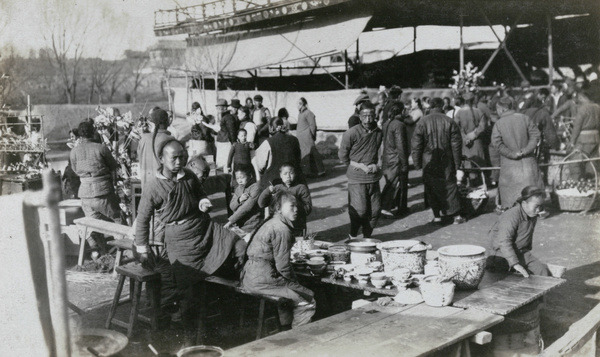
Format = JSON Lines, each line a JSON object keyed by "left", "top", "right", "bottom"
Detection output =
{"left": 297, "top": 97, "right": 325, "bottom": 177}
{"left": 241, "top": 191, "right": 316, "bottom": 328}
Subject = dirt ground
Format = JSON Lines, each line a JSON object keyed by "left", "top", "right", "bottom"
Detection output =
{"left": 68, "top": 159, "right": 600, "bottom": 356}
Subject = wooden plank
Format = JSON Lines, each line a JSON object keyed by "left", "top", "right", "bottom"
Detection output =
{"left": 544, "top": 302, "right": 600, "bottom": 356}
{"left": 453, "top": 275, "right": 566, "bottom": 315}
{"left": 226, "top": 302, "right": 415, "bottom": 357}
{"left": 332, "top": 308, "right": 503, "bottom": 357}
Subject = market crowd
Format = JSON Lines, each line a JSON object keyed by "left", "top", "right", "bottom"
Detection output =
{"left": 64, "top": 75, "right": 600, "bottom": 334}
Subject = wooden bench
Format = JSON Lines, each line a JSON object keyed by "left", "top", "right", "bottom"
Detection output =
{"left": 543, "top": 302, "right": 600, "bottom": 356}
{"left": 73, "top": 217, "right": 133, "bottom": 267}
{"left": 200, "top": 276, "right": 290, "bottom": 342}
{"left": 105, "top": 263, "right": 161, "bottom": 338}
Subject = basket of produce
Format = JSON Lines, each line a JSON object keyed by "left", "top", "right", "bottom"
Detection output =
{"left": 552, "top": 150, "right": 599, "bottom": 212}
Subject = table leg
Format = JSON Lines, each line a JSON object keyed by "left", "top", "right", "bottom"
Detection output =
{"left": 113, "top": 249, "right": 123, "bottom": 278}
{"left": 77, "top": 226, "right": 87, "bottom": 267}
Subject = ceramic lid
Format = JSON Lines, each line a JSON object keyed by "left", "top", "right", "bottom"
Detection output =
{"left": 438, "top": 244, "right": 486, "bottom": 257}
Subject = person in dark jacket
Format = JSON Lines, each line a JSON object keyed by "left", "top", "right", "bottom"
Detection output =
{"left": 380, "top": 104, "right": 410, "bottom": 218}
{"left": 381, "top": 85, "right": 404, "bottom": 125}
{"left": 241, "top": 191, "right": 316, "bottom": 329}
{"left": 227, "top": 129, "right": 252, "bottom": 174}
{"left": 258, "top": 163, "right": 312, "bottom": 236}
{"left": 70, "top": 120, "right": 122, "bottom": 255}
{"left": 215, "top": 98, "right": 239, "bottom": 170}
{"left": 339, "top": 101, "right": 383, "bottom": 238}
{"left": 224, "top": 165, "right": 262, "bottom": 232}
{"left": 567, "top": 90, "right": 600, "bottom": 180}
{"left": 253, "top": 117, "right": 306, "bottom": 190}
{"left": 487, "top": 186, "right": 550, "bottom": 276}
{"left": 412, "top": 98, "right": 465, "bottom": 225}
{"left": 523, "top": 88, "right": 560, "bottom": 184}
{"left": 134, "top": 139, "right": 246, "bottom": 335}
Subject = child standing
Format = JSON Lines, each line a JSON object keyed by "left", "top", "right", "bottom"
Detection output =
{"left": 258, "top": 163, "right": 312, "bottom": 236}
{"left": 227, "top": 129, "right": 252, "bottom": 174}
{"left": 224, "top": 165, "right": 262, "bottom": 233}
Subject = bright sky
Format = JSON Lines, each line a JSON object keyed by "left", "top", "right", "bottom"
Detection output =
{"left": 1, "top": 0, "right": 190, "bottom": 59}
{"left": 1, "top": 0, "right": 503, "bottom": 60}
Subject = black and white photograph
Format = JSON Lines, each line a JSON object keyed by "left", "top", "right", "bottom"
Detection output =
{"left": 0, "top": 0, "right": 599, "bottom": 356}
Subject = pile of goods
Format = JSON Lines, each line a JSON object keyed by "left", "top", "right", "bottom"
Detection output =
{"left": 91, "top": 106, "right": 152, "bottom": 224}
{"left": 555, "top": 179, "right": 598, "bottom": 197}
{"left": 0, "top": 124, "right": 49, "bottom": 176}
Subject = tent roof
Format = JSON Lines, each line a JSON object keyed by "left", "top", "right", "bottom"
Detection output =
{"left": 364, "top": 0, "right": 597, "bottom": 29}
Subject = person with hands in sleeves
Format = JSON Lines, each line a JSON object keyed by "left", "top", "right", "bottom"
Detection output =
{"left": 224, "top": 165, "right": 263, "bottom": 233}
{"left": 133, "top": 138, "right": 246, "bottom": 333}
{"left": 258, "top": 163, "right": 312, "bottom": 236}
{"left": 241, "top": 191, "right": 316, "bottom": 329}
{"left": 487, "top": 186, "right": 550, "bottom": 277}
{"left": 339, "top": 101, "right": 383, "bottom": 238}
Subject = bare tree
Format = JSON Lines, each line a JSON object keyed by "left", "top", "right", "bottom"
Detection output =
{"left": 107, "top": 62, "right": 128, "bottom": 103}
{"left": 87, "top": 58, "right": 114, "bottom": 104}
{"left": 40, "top": 0, "right": 95, "bottom": 104}
{"left": 0, "top": 45, "right": 31, "bottom": 108}
{"left": 125, "top": 51, "right": 149, "bottom": 104}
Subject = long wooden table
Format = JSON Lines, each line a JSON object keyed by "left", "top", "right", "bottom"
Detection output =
{"left": 226, "top": 301, "right": 504, "bottom": 357}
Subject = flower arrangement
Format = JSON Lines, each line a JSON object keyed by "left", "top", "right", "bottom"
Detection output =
{"left": 93, "top": 106, "right": 150, "bottom": 224}
{"left": 451, "top": 62, "right": 483, "bottom": 96}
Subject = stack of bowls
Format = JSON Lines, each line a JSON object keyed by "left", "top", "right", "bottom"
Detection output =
{"left": 306, "top": 257, "right": 326, "bottom": 275}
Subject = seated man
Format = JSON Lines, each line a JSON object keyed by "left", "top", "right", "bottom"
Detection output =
{"left": 487, "top": 186, "right": 550, "bottom": 277}
{"left": 135, "top": 140, "right": 246, "bottom": 336}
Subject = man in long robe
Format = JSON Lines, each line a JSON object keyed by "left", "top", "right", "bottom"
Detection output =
{"left": 454, "top": 92, "right": 487, "bottom": 185}
{"left": 297, "top": 97, "right": 325, "bottom": 177}
{"left": 339, "top": 101, "right": 383, "bottom": 238}
{"left": 492, "top": 97, "right": 544, "bottom": 210}
{"left": 134, "top": 139, "right": 246, "bottom": 333}
{"left": 567, "top": 90, "right": 600, "bottom": 179}
{"left": 412, "top": 97, "right": 465, "bottom": 224}
{"left": 381, "top": 107, "right": 410, "bottom": 217}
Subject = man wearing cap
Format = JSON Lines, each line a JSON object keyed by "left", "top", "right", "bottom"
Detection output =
{"left": 339, "top": 101, "right": 383, "bottom": 238}
{"left": 492, "top": 97, "right": 544, "bottom": 210}
{"left": 348, "top": 91, "right": 370, "bottom": 128}
{"left": 230, "top": 98, "right": 242, "bottom": 120}
{"left": 412, "top": 98, "right": 465, "bottom": 224}
{"left": 516, "top": 80, "right": 534, "bottom": 112}
{"left": 215, "top": 98, "right": 239, "bottom": 171}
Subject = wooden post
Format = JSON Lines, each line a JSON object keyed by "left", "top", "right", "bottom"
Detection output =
{"left": 413, "top": 27, "right": 417, "bottom": 53}
{"left": 547, "top": 13, "right": 554, "bottom": 85}
{"left": 459, "top": 14, "right": 465, "bottom": 71}
{"left": 344, "top": 50, "right": 349, "bottom": 89}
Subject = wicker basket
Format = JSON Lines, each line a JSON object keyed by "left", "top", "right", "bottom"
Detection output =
{"left": 551, "top": 151, "right": 599, "bottom": 212}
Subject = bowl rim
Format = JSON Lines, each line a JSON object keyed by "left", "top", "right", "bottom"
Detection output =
{"left": 438, "top": 244, "right": 486, "bottom": 257}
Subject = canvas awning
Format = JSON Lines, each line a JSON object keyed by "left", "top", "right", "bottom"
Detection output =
{"left": 184, "top": 9, "right": 372, "bottom": 74}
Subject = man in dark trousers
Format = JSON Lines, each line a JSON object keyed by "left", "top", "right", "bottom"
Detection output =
{"left": 412, "top": 97, "right": 465, "bottom": 225}
{"left": 381, "top": 105, "right": 410, "bottom": 218}
{"left": 339, "top": 101, "right": 383, "bottom": 238}
{"left": 215, "top": 98, "right": 239, "bottom": 170}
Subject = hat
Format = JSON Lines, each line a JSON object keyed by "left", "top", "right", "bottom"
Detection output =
{"left": 150, "top": 109, "right": 169, "bottom": 125}
{"left": 216, "top": 98, "right": 228, "bottom": 107}
{"left": 191, "top": 102, "right": 201, "bottom": 110}
{"left": 253, "top": 94, "right": 263, "bottom": 101}
{"left": 353, "top": 93, "right": 370, "bottom": 106}
{"left": 389, "top": 85, "right": 403, "bottom": 97}
{"left": 521, "top": 80, "right": 531, "bottom": 88}
{"left": 230, "top": 99, "right": 242, "bottom": 108}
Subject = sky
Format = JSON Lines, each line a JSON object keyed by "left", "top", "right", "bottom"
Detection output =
{"left": 0, "top": 0, "right": 503, "bottom": 61}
